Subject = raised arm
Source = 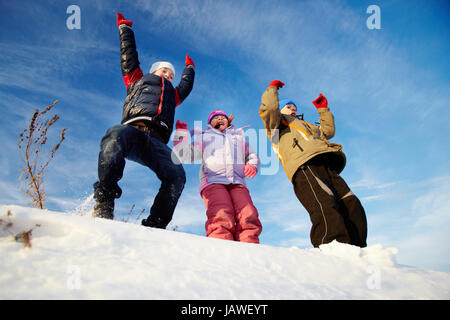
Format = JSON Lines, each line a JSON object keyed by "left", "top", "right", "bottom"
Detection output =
{"left": 174, "top": 55, "right": 195, "bottom": 107}
{"left": 259, "top": 80, "right": 285, "bottom": 141}
{"left": 117, "top": 13, "right": 143, "bottom": 89}
{"left": 312, "top": 93, "right": 336, "bottom": 139}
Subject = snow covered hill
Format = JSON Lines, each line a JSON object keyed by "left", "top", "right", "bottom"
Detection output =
{"left": 0, "top": 204, "right": 449, "bottom": 300}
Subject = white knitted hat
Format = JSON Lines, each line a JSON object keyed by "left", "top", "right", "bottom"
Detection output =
{"left": 149, "top": 61, "right": 175, "bottom": 78}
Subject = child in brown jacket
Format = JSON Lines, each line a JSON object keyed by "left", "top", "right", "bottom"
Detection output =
{"left": 259, "top": 80, "right": 367, "bottom": 248}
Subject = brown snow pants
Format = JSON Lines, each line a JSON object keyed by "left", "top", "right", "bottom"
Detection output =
{"left": 292, "top": 156, "right": 367, "bottom": 248}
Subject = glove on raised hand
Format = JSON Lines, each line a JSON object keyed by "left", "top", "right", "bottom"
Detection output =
{"left": 185, "top": 54, "right": 195, "bottom": 68}
{"left": 117, "top": 12, "right": 133, "bottom": 27}
{"left": 244, "top": 164, "right": 257, "bottom": 179}
{"left": 176, "top": 120, "right": 188, "bottom": 130}
{"left": 312, "top": 93, "right": 328, "bottom": 109}
{"left": 269, "top": 80, "right": 285, "bottom": 89}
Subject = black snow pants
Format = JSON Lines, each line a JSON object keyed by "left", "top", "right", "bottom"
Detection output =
{"left": 292, "top": 154, "right": 367, "bottom": 248}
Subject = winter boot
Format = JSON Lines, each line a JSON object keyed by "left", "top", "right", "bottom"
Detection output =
{"left": 93, "top": 199, "right": 114, "bottom": 219}
{"left": 141, "top": 216, "right": 166, "bottom": 229}
{"left": 93, "top": 181, "right": 121, "bottom": 220}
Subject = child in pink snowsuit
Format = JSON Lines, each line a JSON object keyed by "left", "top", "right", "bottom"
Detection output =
{"left": 173, "top": 110, "right": 262, "bottom": 243}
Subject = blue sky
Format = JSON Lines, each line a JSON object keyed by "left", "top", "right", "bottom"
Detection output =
{"left": 1, "top": 0, "right": 449, "bottom": 273}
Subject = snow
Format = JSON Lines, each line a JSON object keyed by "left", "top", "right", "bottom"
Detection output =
{"left": 0, "top": 204, "right": 449, "bottom": 300}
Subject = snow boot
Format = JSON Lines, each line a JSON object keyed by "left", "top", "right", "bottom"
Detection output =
{"left": 93, "top": 199, "right": 114, "bottom": 219}
{"left": 141, "top": 216, "right": 166, "bottom": 229}
{"left": 93, "top": 181, "right": 121, "bottom": 220}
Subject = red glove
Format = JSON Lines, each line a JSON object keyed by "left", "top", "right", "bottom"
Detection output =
{"left": 117, "top": 12, "right": 133, "bottom": 27}
{"left": 176, "top": 120, "right": 188, "bottom": 130}
{"left": 185, "top": 54, "right": 195, "bottom": 68}
{"left": 269, "top": 80, "right": 285, "bottom": 89}
{"left": 312, "top": 93, "right": 328, "bottom": 109}
{"left": 244, "top": 164, "right": 257, "bottom": 179}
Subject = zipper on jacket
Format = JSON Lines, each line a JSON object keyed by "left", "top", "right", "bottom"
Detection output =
{"left": 157, "top": 76, "right": 164, "bottom": 115}
{"left": 292, "top": 138, "right": 304, "bottom": 152}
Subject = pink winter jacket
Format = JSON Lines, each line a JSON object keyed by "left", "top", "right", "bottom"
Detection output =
{"left": 172, "top": 124, "right": 260, "bottom": 193}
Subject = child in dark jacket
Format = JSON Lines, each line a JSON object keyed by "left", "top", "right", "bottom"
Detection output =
{"left": 92, "top": 13, "right": 195, "bottom": 229}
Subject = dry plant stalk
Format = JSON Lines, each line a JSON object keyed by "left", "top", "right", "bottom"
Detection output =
{"left": 122, "top": 205, "right": 148, "bottom": 223}
{"left": 14, "top": 229, "right": 33, "bottom": 248}
{"left": 136, "top": 208, "right": 146, "bottom": 222}
{"left": 18, "top": 100, "right": 67, "bottom": 209}
{"left": 1, "top": 210, "right": 38, "bottom": 248}
{"left": 122, "top": 204, "right": 136, "bottom": 222}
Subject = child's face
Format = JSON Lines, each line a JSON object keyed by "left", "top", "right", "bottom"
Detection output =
{"left": 281, "top": 103, "right": 297, "bottom": 117}
{"left": 153, "top": 67, "right": 174, "bottom": 83}
{"left": 210, "top": 115, "right": 229, "bottom": 132}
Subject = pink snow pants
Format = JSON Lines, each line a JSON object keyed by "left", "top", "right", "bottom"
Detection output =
{"left": 201, "top": 184, "right": 262, "bottom": 243}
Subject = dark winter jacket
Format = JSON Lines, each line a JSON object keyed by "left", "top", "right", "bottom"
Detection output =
{"left": 118, "top": 24, "right": 195, "bottom": 143}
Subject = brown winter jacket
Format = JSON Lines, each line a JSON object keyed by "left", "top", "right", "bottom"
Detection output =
{"left": 259, "top": 86, "right": 346, "bottom": 181}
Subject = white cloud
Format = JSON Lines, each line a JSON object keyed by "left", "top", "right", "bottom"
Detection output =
{"left": 363, "top": 175, "right": 450, "bottom": 272}
{"left": 134, "top": 0, "right": 449, "bottom": 128}
{"left": 411, "top": 177, "right": 450, "bottom": 229}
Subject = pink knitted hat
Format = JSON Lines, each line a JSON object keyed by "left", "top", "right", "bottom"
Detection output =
{"left": 207, "top": 110, "right": 228, "bottom": 124}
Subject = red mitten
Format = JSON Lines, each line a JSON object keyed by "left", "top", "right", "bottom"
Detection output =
{"left": 244, "top": 164, "right": 257, "bottom": 179}
{"left": 269, "top": 80, "right": 285, "bottom": 89}
{"left": 176, "top": 120, "right": 188, "bottom": 130}
{"left": 185, "top": 54, "right": 195, "bottom": 68}
{"left": 312, "top": 93, "right": 328, "bottom": 109}
{"left": 117, "top": 12, "right": 133, "bottom": 27}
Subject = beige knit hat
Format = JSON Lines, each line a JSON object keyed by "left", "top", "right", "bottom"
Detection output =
{"left": 149, "top": 61, "right": 175, "bottom": 78}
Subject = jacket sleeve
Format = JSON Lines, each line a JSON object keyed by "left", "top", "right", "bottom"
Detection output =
{"left": 245, "top": 139, "right": 260, "bottom": 172}
{"left": 119, "top": 24, "right": 143, "bottom": 89}
{"left": 174, "top": 66, "right": 195, "bottom": 107}
{"left": 172, "top": 128, "right": 203, "bottom": 164}
{"left": 317, "top": 108, "right": 335, "bottom": 140}
{"left": 259, "top": 86, "right": 281, "bottom": 141}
